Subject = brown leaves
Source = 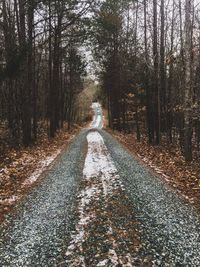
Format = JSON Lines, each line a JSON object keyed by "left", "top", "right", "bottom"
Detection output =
{"left": 110, "top": 130, "right": 200, "bottom": 214}
{"left": 0, "top": 123, "right": 80, "bottom": 223}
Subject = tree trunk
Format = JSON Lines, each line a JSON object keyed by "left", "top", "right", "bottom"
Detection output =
{"left": 184, "top": 0, "right": 193, "bottom": 161}
{"left": 153, "top": 0, "right": 160, "bottom": 145}
{"left": 160, "top": 0, "right": 166, "bottom": 131}
{"left": 19, "top": 0, "right": 32, "bottom": 146}
{"left": 144, "top": 0, "right": 153, "bottom": 143}
{"left": 167, "top": 0, "right": 175, "bottom": 144}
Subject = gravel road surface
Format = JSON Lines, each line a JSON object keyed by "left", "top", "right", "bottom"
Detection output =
{"left": 0, "top": 131, "right": 88, "bottom": 267}
{"left": 101, "top": 129, "right": 200, "bottom": 267}
{"left": 0, "top": 103, "right": 200, "bottom": 266}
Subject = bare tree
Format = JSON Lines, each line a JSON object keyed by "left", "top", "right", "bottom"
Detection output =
{"left": 184, "top": 0, "right": 193, "bottom": 161}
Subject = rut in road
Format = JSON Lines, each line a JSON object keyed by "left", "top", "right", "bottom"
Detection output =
{"left": 65, "top": 131, "right": 140, "bottom": 266}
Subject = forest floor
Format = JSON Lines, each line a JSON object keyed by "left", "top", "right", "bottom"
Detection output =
{"left": 0, "top": 123, "right": 83, "bottom": 223}
{"left": 109, "top": 130, "right": 200, "bottom": 213}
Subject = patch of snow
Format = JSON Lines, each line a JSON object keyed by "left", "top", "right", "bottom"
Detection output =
{"left": 0, "top": 195, "right": 21, "bottom": 205}
{"left": 91, "top": 114, "right": 102, "bottom": 129}
{"left": 22, "top": 150, "right": 61, "bottom": 187}
{"left": 97, "top": 259, "right": 109, "bottom": 266}
{"left": 91, "top": 102, "right": 103, "bottom": 129}
{"left": 92, "top": 102, "right": 101, "bottom": 109}
{"left": 108, "top": 249, "right": 119, "bottom": 265}
{"left": 66, "top": 131, "right": 133, "bottom": 265}
{"left": 0, "top": 149, "right": 63, "bottom": 208}
{"left": 83, "top": 132, "right": 121, "bottom": 197}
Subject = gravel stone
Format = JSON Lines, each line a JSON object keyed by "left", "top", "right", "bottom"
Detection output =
{"left": 0, "top": 130, "right": 88, "bottom": 267}
{"left": 101, "top": 129, "right": 200, "bottom": 267}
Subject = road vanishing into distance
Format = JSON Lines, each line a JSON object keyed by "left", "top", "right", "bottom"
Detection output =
{"left": 0, "top": 103, "right": 200, "bottom": 266}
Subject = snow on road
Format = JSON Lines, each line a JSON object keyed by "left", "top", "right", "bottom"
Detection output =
{"left": 91, "top": 102, "right": 103, "bottom": 129}
{"left": 65, "top": 131, "right": 137, "bottom": 266}
{"left": 92, "top": 114, "right": 102, "bottom": 129}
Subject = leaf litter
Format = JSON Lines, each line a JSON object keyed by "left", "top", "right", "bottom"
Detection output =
{"left": 110, "top": 130, "right": 200, "bottom": 214}
{"left": 0, "top": 124, "right": 80, "bottom": 223}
